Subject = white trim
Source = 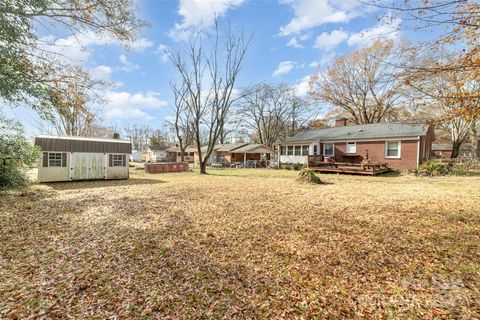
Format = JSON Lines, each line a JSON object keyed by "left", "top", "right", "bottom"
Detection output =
{"left": 48, "top": 152, "right": 63, "bottom": 167}
{"left": 416, "top": 137, "right": 420, "bottom": 169}
{"left": 323, "top": 143, "right": 335, "bottom": 157}
{"left": 345, "top": 142, "right": 356, "bottom": 154}
{"left": 385, "top": 141, "right": 401, "bottom": 159}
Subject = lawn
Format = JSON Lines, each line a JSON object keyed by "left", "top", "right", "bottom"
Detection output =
{"left": 1, "top": 169, "right": 479, "bottom": 319}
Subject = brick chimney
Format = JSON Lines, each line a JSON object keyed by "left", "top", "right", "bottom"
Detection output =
{"left": 113, "top": 132, "right": 120, "bottom": 139}
{"left": 335, "top": 118, "right": 347, "bottom": 127}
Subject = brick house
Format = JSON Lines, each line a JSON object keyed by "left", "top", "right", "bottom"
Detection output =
{"left": 278, "top": 120, "right": 434, "bottom": 171}
{"left": 431, "top": 143, "right": 474, "bottom": 159}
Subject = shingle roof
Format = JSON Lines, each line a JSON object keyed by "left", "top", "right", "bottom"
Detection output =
{"left": 165, "top": 145, "right": 197, "bottom": 153}
{"left": 284, "top": 123, "right": 429, "bottom": 143}
{"left": 432, "top": 143, "right": 473, "bottom": 151}
{"left": 35, "top": 135, "right": 131, "bottom": 153}
{"left": 148, "top": 145, "right": 167, "bottom": 151}
{"left": 230, "top": 144, "right": 276, "bottom": 154}
{"left": 199, "top": 143, "right": 248, "bottom": 153}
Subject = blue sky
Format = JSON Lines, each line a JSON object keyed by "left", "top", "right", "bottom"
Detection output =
{"left": 6, "top": 0, "right": 440, "bottom": 137}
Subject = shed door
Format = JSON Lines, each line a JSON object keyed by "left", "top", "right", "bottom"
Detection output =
{"left": 70, "top": 153, "right": 106, "bottom": 180}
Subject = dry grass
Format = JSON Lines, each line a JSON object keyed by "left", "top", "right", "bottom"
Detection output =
{"left": 1, "top": 169, "right": 479, "bottom": 319}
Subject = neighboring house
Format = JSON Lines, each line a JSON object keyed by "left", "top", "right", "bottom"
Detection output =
{"left": 166, "top": 146, "right": 197, "bottom": 163}
{"left": 197, "top": 143, "right": 276, "bottom": 166}
{"left": 227, "top": 144, "right": 276, "bottom": 164}
{"left": 35, "top": 135, "right": 131, "bottom": 182}
{"left": 145, "top": 145, "right": 168, "bottom": 162}
{"left": 277, "top": 120, "right": 434, "bottom": 171}
{"left": 431, "top": 143, "right": 474, "bottom": 159}
{"left": 130, "top": 150, "right": 142, "bottom": 162}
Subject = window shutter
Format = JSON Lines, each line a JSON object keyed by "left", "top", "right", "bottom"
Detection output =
{"left": 109, "top": 154, "right": 113, "bottom": 167}
{"left": 43, "top": 152, "right": 49, "bottom": 167}
{"left": 122, "top": 154, "right": 126, "bottom": 166}
{"left": 61, "top": 153, "right": 67, "bottom": 167}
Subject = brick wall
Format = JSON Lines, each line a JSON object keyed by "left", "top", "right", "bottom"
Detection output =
{"left": 331, "top": 140, "right": 420, "bottom": 171}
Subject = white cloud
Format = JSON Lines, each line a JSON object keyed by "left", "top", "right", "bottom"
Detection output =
{"left": 287, "top": 38, "right": 303, "bottom": 48}
{"left": 38, "top": 30, "right": 153, "bottom": 63}
{"left": 309, "top": 52, "right": 336, "bottom": 69}
{"left": 169, "top": 0, "right": 245, "bottom": 41}
{"left": 118, "top": 54, "right": 139, "bottom": 72}
{"left": 293, "top": 75, "right": 312, "bottom": 96}
{"left": 314, "top": 29, "right": 348, "bottom": 50}
{"left": 128, "top": 38, "right": 154, "bottom": 52}
{"left": 348, "top": 16, "right": 401, "bottom": 47}
{"left": 90, "top": 65, "right": 113, "bottom": 81}
{"left": 103, "top": 91, "right": 168, "bottom": 121}
{"left": 286, "top": 33, "right": 311, "bottom": 48}
{"left": 155, "top": 43, "right": 171, "bottom": 62}
{"left": 273, "top": 61, "right": 296, "bottom": 77}
{"left": 279, "top": 0, "right": 362, "bottom": 36}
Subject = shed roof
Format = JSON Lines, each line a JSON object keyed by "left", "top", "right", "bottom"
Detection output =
{"left": 230, "top": 144, "right": 276, "bottom": 154}
{"left": 284, "top": 123, "right": 429, "bottom": 143}
{"left": 35, "top": 135, "right": 132, "bottom": 154}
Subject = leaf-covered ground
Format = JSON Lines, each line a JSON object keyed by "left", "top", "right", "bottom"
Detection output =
{"left": 1, "top": 169, "right": 479, "bottom": 319}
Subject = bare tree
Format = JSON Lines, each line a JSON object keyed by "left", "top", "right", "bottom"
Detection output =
{"left": 239, "top": 83, "right": 312, "bottom": 147}
{"left": 310, "top": 40, "right": 411, "bottom": 124}
{"left": 124, "top": 125, "right": 152, "bottom": 151}
{"left": 169, "top": 21, "right": 252, "bottom": 174}
{"left": 169, "top": 83, "right": 195, "bottom": 162}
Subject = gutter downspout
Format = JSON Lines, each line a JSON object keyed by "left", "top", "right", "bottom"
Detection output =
{"left": 416, "top": 136, "right": 420, "bottom": 171}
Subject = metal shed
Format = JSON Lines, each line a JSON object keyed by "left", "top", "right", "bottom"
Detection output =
{"left": 35, "top": 135, "right": 132, "bottom": 182}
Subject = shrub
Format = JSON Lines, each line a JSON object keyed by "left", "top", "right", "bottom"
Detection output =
{"left": 293, "top": 163, "right": 304, "bottom": 171}
{"left": 0, "top": 114, "right": 40, "bottom": 189}
{"left": 281, "top": 164, "right": 292, "bottom": 170}
{"left": 418, "top": 159, "right": 451, "bottom": 176}
{"left": 296, "top": 168, "right": 324, "bottom": 184}
{"left": 451, "top": 158, "right": 480, "bottom": 176}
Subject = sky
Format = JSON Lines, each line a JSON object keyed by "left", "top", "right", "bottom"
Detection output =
{"left": 4, "top": 0, "right": 440, "bottom": 137}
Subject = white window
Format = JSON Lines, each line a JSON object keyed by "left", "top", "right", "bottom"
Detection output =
{"left": 287, "top": 146, "right": 293, "bottom": 156}
{"left": 385, "top": 141, "right": 401, "bottom": 158}
{"left": 48, "top": 153, "right": 62, "bottom": 167}
{"left": 294, "top": 145, "right": 301, "bottom": 156}
{"left": 323, "top": 143, "right": 334, "bottom": 157}
{"left": 281, "top": 146, "right": 286, "bottom": 156}
{"left": 113, "top": 154, "right": 124, "bottom": 166}
{"left": 346, "top": 142, "right": 356, "bottom": 154}
{"left": 302, "top": 145, "right": 309, "bottom": 156}
{"left": 313, "top": 145, "right": 318, "bottom": 155}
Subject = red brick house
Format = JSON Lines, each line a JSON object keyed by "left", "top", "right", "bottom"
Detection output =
{"left": 278, "top": 120, "right": 434, "bottom": 171}
{"left": 431, "top": 143, "right": 474, "bottom": 159}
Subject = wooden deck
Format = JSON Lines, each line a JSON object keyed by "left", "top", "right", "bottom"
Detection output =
{"left": 309, "top": 162, "right": 391, "bottom": 176}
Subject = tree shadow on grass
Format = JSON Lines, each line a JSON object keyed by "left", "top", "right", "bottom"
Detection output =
{"left": 45, "top": 178, "right": 165, "bottom": 190}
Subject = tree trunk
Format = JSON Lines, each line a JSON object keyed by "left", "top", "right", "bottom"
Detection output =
{"left": 471, "top": 126, "right": 480, "bottom": 158}
{"left": 199, "top": 161, "right": 207, "bottom": 174}
{"left": 451, "top": 140, "right": 462, "bottom": 159}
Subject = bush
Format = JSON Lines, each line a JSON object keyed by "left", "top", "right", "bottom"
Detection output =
{"left": 293, "top": 163, "right": 305, "bottom": 171}
{"left": 296, "top": 168, "right": 324, "bottom": 184}
{"left": 281, "top": 164, "right": 292, "bottom": 170}
{"left": 418, "top": 159, "right": 451, "bottom": 176}
{"left": 451, "top": 158, "right": 480, "bottom": 176}
{"left": 0, "top": 114, "right": 40, "bottom": 189}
